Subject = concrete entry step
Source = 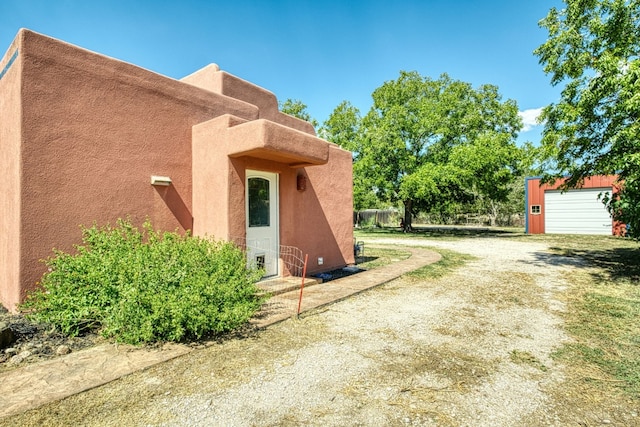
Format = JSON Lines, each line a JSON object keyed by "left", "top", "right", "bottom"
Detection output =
{"left": 256, "top": 276, "right": 321, "bottom": 296}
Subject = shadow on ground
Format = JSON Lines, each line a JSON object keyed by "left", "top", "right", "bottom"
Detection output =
{"left": 357, "top": 225, "right": 522, "bottom": 238}
{"left": 555, "top": 247, "right": 639, "bottom": 283}
{"left": 522, "top": 246, "right": 640, "bottom": 285}
{"left": 358, "top": 226, "right": 639, "bottom": 285}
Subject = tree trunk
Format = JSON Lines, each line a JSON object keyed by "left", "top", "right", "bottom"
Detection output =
{"left": 403, "top": 200, "right": 413, "bottom": 232}
{"left": 489, "top": 200, "right": 499, "bottom": 227}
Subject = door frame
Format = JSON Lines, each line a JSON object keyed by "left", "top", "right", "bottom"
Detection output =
{"left": 245, "top": 170, "right": 280, "bottom": 277}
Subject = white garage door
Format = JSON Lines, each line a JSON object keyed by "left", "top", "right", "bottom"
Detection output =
{"left": 544, "top": 188, "right": 613, "bottom": 235}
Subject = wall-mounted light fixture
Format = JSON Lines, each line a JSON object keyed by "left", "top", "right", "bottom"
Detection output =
{"left": 296, "top": 174, "right": 306, "bottom": 192}
{"left": 150, "top": 175, "right": 172, "bottom": 186}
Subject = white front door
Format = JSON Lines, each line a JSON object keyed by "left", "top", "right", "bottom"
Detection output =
{"left": 246, "top": 170, "right": 279, "bottom": 277}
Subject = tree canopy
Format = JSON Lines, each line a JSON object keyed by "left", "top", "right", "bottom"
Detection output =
{"left": 535, "top": 0, "right": 640, "bottom": 237}
{"left": 323, "top": 71, "right": 524, "bottom": 228}
{"left": 319, "top": 101, "right": 362, "bottom": 154}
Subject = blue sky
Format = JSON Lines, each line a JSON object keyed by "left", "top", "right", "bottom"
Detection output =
{"left": 0, "top": 0, "right": 564, "bottom": 144}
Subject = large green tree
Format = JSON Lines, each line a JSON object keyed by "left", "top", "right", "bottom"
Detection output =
{"left": 535, "top": 0, "right": 640, "bottom": 237}
{"left": 320, "top": 101, "right": 382, "bottom": 210}
{"left": 344, "top": 71, "right": 522, "bottom": 230}
{"left": 448, "top": 131, "right": 524, "bottom": 225}
{"left": 319, "top": 100, "right": 361, "bottom": 152}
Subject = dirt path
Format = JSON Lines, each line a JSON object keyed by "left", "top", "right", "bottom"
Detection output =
{"left": 5, "top": 237, "right": 634, "bottom": 426}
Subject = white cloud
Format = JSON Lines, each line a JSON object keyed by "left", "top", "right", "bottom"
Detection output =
{"left": 518, "top": 107, "right": 544, "bottom": 132}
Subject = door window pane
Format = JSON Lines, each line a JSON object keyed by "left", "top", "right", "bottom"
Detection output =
{"left": 248, "top": 177, "right": 270, "bottom": 227}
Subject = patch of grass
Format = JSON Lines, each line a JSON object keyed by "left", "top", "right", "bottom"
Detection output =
{"left": 471, "top": 271, "right": 543, "bottom": 309}
{"left": 556, "top": 281, "right": 640, "bottom": 397}
{"left": 553, "top": 246, "right": 640, "bottom": 285}
{"left": 355, "top": 225, "right": 523, "bottom": 240}
{"left": 509, "top": 349, "right": 548, "bottom": 372}
{"left": 516, "top": 233, "right": 638, "bottom": 251}
{"left": 542, "top": 236, "right": 640, "bottom": 398}
{"left": 406, "top": 248, "right": 475, "bottom": 280}
{"left": 354, "top": 227, "right": 409, "bottom": 238}
{"left": 356, "top": 246, "right": 412, "bottom": 270}
{"left": 340, "top": 342, "right": 497, "bottom": 423}
{"left": 384, "top": 346, "right": 495, "bottom": 388}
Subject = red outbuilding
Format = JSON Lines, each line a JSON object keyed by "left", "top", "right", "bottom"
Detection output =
{"left": 525, "top": 175, "right": 625, "bottom": 235}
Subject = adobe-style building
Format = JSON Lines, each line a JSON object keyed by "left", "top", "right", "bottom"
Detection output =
{"left": 525, "top": 175, "right": 624, "bottom": 235}
{"left": 0, "top": 29, "right": 354, "bottom": 312}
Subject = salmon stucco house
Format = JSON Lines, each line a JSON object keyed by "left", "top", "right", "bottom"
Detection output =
{"left": 0, "top": 29, "right": 354, "bottom": 312}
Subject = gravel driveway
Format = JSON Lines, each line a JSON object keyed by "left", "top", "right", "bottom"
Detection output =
{"left": 6, "top": 237, "right": 624, "bottom": 426}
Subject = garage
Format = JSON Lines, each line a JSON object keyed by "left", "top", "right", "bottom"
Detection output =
{"left": 544, "top": 188, "right": 613, "bottom": 234}
{"left": 525, "top": 175, "right": 623, "bottom": 235}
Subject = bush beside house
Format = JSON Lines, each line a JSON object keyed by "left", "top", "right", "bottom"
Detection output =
{"left": 21, "top": 219, "right": 265, "bottom": 345}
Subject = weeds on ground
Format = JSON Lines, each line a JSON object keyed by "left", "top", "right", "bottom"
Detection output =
{"left": 359, "top": 227, "right": 640, "bottom": 399}
{"left": 509, "top": 349, "right": 548, "bottom": 372}
{"left": 20, "top": 219, "right": 265, "bottom": 345}
{"left": 406, "top": 248, "right": 475, "bottom": 280}
{"left": 354, "top": 225, "right": 522, "bottom": 240}
{"left": 547, "top": 238, "right": 640, "bottom": 398}
{"left": 356, "top": 247, "right": 412, "bottom": 270}
{"left": 355, "top": 229, "right": 474, "bottom": 280}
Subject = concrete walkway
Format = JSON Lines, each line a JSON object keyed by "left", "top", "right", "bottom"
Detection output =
{"left": 0, "top": 246, "right": 440, "bottom": 419}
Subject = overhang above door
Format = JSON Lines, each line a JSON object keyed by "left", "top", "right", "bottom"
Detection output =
{"left": 226, "top": 118, "right": 330, "bottom": 168}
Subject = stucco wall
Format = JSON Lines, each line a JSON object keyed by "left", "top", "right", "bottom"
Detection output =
{"left": 15, "top": 29, "right": 259, "bottom": 307}
{"left": 193, "top": 115, "right": 354, "bottom": 274}
{"left": 182, "top": 64, "right": 315, "bottom": 135}
{"left": 291, "top": 146, "right": 355, "bottom": 273}
{"left": 227, "top": 147, "right": 354, "bottom": 275}
{"left": 1, "top": 29, "right": 354, "bottom": 311}
{"left": 0, "top": 35, "right": 22, "bottom": 310}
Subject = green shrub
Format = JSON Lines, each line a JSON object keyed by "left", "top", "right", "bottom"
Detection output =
{"left": 21, "top": 219, "right": 265, "bottom": 345}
